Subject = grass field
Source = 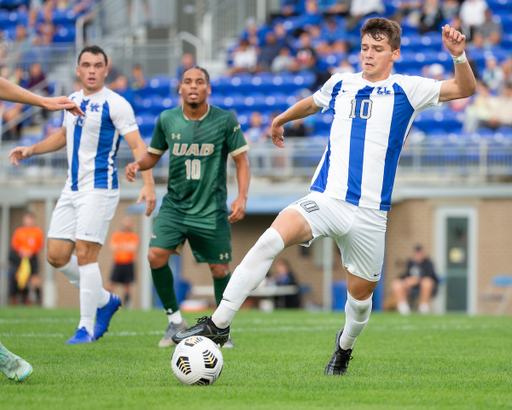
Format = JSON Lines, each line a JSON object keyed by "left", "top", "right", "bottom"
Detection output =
{"left": 1, "top": 307, "right": 511, "bottom": 410}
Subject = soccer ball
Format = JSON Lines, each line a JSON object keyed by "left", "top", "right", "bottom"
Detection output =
{"left": 171, "top": 336, "right": 224, "bottom": 386}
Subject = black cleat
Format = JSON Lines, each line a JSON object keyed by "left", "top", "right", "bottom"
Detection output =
{"left": 171, "top": 316, "right": 230, "bottom": 347}
{"left": 324, "top": 329, "right": 353, "bottom": 375}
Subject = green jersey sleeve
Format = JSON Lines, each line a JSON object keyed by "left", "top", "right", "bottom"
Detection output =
{"left": 225, "top": 111, "right": 249, "bottom": 156}
{"left": 148, "top": 115, "right": 168, "bottom": 155}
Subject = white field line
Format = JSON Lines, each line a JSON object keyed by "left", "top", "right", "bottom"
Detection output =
{"left": 0, "top": 318, "right": 76, "bottom": 324}
{"left": 0, "top": 323, "right": 496, "bottom": 339}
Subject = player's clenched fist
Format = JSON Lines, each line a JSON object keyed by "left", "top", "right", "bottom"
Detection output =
{"left": 125, "top": 162, "right": 140, "bottom": 182}
{"left": 442, "top": 24, "right": 466, "bottom": 56}
{"left": 9, "top": 146, "right": 33, "bottom": 166}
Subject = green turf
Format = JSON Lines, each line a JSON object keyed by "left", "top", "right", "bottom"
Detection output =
{"left": 1, "top": 308, "right": 511, "bottom": 410}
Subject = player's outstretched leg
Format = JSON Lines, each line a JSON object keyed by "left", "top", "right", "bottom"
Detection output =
{"left": 325, "top": 293, "right": 372, "bottom": 375}
{"left": 0, "top": 343, "right": 33, "bottom": 382}
{"left": 173, "top": 228, "right": 285, "bottom": 346}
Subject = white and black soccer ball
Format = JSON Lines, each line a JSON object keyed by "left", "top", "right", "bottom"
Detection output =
{"left": 171, "top": 336, "right": 224, "bottom": 386}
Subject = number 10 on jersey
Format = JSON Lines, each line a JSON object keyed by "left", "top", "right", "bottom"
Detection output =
{"left": 185, "top": 159, "right": 201, "bottom": 179}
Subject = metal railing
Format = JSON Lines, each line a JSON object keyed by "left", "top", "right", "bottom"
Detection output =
{"left": 1, "top": 139, "right": 512, "bottom": 185}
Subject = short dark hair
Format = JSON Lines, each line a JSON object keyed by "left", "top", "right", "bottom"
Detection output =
{"left": 360, "top": 17, "right": 402, "bottom": 51}
{"left": 78, "top": 45, "right": 108, "bottom": 66}
{"left": 180, "top": 66, "right": 210, "bottom": 85}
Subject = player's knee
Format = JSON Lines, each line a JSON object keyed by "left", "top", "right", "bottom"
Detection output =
{"left": 46, "top": 252, "right": 66, "bottom": 268}
{"left": 209, "top": 263, "right": 229, "bottom": 279}
{"left": 391, "top": 279, "right": 403, "bottom": 292}
{"left": 147, "top": 249, "right": 167, "bottom": 269}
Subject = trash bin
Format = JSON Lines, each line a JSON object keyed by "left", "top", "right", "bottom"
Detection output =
{"left": 332, "top": 280, "right": 347, "bottom": 311}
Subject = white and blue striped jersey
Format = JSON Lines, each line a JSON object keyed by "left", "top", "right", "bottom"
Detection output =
{"left": 312, "top": 72, "right": 442, "bottom": 211}
{"left": 62, "top": 87, "right": 138, "bottom": 191}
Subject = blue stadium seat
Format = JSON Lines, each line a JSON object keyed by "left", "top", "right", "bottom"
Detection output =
{"left": 147, "top": 76, "right": 171, "bottom": 97}
{"left": 53, "top": 26, "right": 76, "bottom": 43}
{"left": 52, "top": 9, "right": 78, "bottom": 25}
{"left": 19, "top": 134, "right": 43, "bottom": 146}
{"left": 135, "top": 114, "right": 157, "bottom": 135}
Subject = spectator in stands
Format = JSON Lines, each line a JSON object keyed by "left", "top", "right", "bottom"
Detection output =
{"left": 331, "top": 60, "right": 356, "bottom": 75}
{"left": 459, "top": 0, "right": 488, "bottom": 39}
{"left": 9, "top": 212, "right": 44, "bottom": 306}
{"left": 348, "top": 0, "right": 385, "bottom": 27}
{"left": 424, "top": 63, "right": 446, "bottom": 81}
{"left": 231, "top": 39, "right": 258, "bottom": 75}
{"left": 274, "top": 259, "right": 301, "bottom": 309}
{"left": 482, "top": 56, "right": 504, "bottom": 93}
{"left": 258, "top": 32, "right": 282, "bottom": 73}
{"left": 392, "top": 245, "right": 438, "bottom": 315}
{"left": 9, "top": 67, "right": 27, "bottom": 88}
{"left": 302, "top": 0, "right": 323, "bottom": 26}
{"left": 319, "top": 0, "right": 351, "bottom": 17}
{"left": 285, "top": 118, "right": 308, "bottom": 137}
{"left": 13, "top": 24, "right": 31, "bottom": 57}
{"left": 129, "top": 64, "right": 147, "bottom": 91}
{"left": 391, "top": 0, "right": 422, "bottom": 24}
{"left": 244, "top": 112, "right": 267, "bottom": 144}
{"left": 110, "top": 75, "right": 135, "bottom": 105}
{"left": 320, "top": 17, "right": 346, "bottom": 44}
{"left": 499, "top": 58, "right": 512, "bottom": 93}
{"left": 37, "top": 7, "right": 55, "bottom": 45}
{"left": 295, "top": 32, "right": 317, "bottom": 69}
{"left": 418, "top": 0, "right": 444, "bottom": 35}
{"left": 274, "top": 23, "right": 291, "bottom": 49}
{"left": 463, "top": 81, "right": 499, "bottom": 132}
{"left": 27, "top": 63, "right": 49, "bottom": 94}
{"left": 107, "top": 216, "right": 139, "bottom": 307}
{"left": 0, "top": 30, "right": 9, "bottom": 66}
{"left": 472, "top": 9, "right": 502, "bottom": 49}
{"left": 441, "top": 0, "right": 460, "bottom": 21}
{"left": 105, "top": 54, "right": 122, "bottom": 88}
{"left": 271, "top": 47, "right": 295, "bottom": 73}
{"left": 242, "top": 19, "right": 261, "bottom": 47}
{"left": 489, "top": 83, "right": 512, "bottom": 129}
{"left": 176, "top": 53, "right": 196, "bottom": 80}
{"left": 276, "top": 0, "right": 303, "bottom": 19}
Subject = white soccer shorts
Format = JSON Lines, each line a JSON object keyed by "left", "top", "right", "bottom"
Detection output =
{"left": 284, "top": 191, "right": 387, "bottom": 282}
{"left": 48, "top": 188, "right": 120, "bottom": 245}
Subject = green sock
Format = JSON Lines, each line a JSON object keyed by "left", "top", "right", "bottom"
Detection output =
{"left": 151, "top": 264, "right": 179, "bottom": 313}
{"left": 213, "top": 273, "right": 231, "bottom": 306}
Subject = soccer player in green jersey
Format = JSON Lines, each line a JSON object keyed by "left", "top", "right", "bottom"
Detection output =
{"left": 125, "top": 66, "right": 250, "bottom": 348}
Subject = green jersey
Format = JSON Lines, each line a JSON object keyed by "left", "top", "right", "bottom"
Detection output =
{"left": 148, "top": 105, "right": 248, "bottom": 229}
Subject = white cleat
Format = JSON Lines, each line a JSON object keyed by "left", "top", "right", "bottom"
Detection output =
{"left": 0, "top": 346, "right": 33, "bottom": 382}
{"left": 158, "top": 320, "right": 188, "bottom": 347}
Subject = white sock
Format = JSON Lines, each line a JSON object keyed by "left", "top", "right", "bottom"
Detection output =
{"left": 419, "top": 302, "right": 430, "bottom": 314}
{"left": 78, "top": 263, "right": 102, "bottom": 336}
{"left": 339, "top": 292, "right": 372, "bottom": 351}
{"left": 58, "top": 255, "right": 80, "bottom": 289}
{"left": 212, "top": 227, "right": 285, "bottom": 328}
{"left": 397, "top": 300, "right": 411, "bottom": 315}
{"left": 167, "top": 310, "right": 183, "bottom": 324}
{"left": 58, "top": 255, "right": 111, "bottom": 308}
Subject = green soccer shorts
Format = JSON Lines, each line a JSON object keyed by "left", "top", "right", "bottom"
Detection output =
{"left": 149, "top": 212, "right": 232, "bottom": 264}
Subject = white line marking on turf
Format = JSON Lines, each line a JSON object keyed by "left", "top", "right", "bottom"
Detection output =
{"left": 0, "top": 323, "right": 503, "bottom": 339}
{"left": 0, "top": 318, "right": 76, "bottom": 324}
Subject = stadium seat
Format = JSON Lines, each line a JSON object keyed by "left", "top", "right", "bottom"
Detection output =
{"left": 53, "top": 26, "right": 76, "bottom": 43}
{"left": 135, "top": 114, "right": 157, "bottom": 135}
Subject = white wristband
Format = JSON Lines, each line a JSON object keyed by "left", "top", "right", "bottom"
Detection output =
{"left": 451, "top": 51, "right": 467, "bottom": 64}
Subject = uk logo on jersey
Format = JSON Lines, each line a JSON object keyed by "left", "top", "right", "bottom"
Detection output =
{"left": 376, "top": 87, "right": 391, "bottom": 95}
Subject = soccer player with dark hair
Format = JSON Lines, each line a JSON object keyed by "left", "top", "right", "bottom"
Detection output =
{"left": 1, "top": 67, "right": 83, "bottom": 382}
{"left": 171, "top": 18, "right": 476, "bottom": 374}
{"left": 125, "top": 66, "right": 250, "bottom": 348}
{"left": 10, "top": 45, "right": 157, "bottom": 344}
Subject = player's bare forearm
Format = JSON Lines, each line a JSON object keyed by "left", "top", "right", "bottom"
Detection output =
{"left": 234, "top": 152, "right": 250, "bottom": 201}
{"left": 274, "top": 96, "right": 321, "bottom": 127}
{"left": 439, "top": 24, "right": 477, "bottom": 102}
{"left": 229, "top": 151, "right": 250, "bottom": 223}
{"left": 0, "top": 77, "right": 45, "bottom": 106}
{"left": 32, "top": 127, "right": 67, "bottom": 155}
{"left": 134, "top": 151, "right": 161, "bottom": 172}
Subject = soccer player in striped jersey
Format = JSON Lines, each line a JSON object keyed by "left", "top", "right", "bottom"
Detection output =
{"left": 9, "top": 45, "right": 157, "bottom": 344}
{"left": 171, "top": 18, "right": 476, "bottom": 375}
{"left": 2, "top": 71, "right": 83, "bottom": 382}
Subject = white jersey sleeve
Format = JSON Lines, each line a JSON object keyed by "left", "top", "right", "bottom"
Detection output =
{"left": 313, "top": 73, "right": 345, "bottom": 109}
{"left": 110, "top": 96, "right": 138, "bottom": 136}
{"left": 401, "top": 76, "right": 443, "bottom": 111}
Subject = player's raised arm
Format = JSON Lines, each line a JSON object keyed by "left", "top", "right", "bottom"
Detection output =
{"left": 123, "top": 130, "right": 158, "bottom": 216}
{"left": 270, "top": 95, "right": 321, "bottom": 148}
{"left": 0, "top": 77, "right": 83, "bottom": 116}
{"left": 438, "top": 24, "right": 477, "bottom": 102}
{"left": 9, "top": 127, "right": 67, "bottom": 166}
